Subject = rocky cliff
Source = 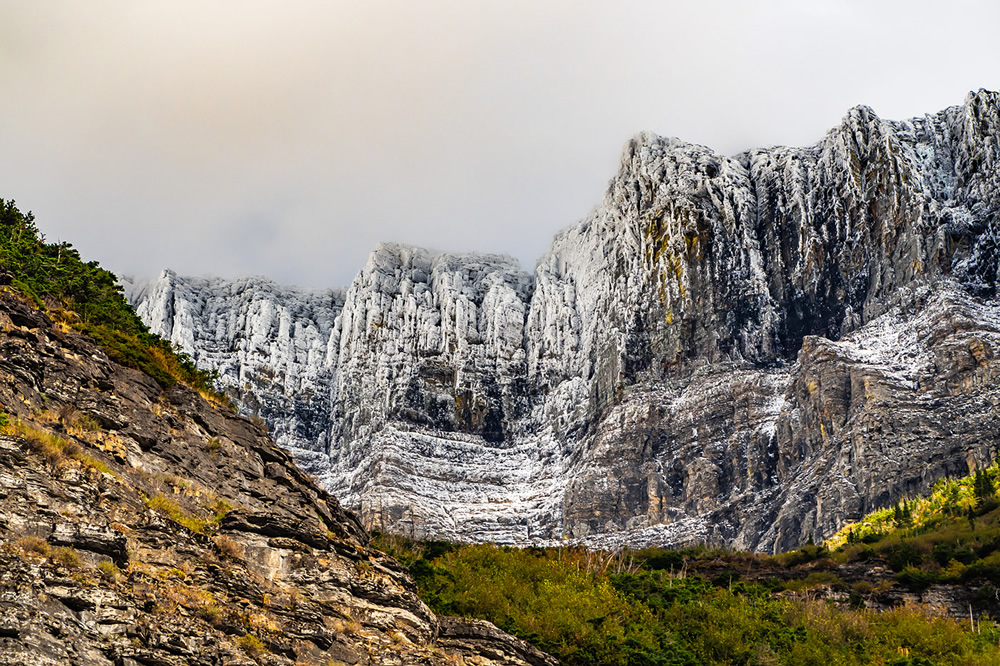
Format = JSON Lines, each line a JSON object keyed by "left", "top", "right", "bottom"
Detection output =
{"left": 0, "top": 292, "right": 554, "bottom": 665}
{"left": 126, "top": 90, "right": 1000, "bottom": 553}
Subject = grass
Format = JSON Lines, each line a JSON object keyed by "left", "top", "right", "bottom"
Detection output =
{"left": 97, "top": 560, "right": 120, "bottom": 581}
{"left": 17, "top": 536, "right": 51, "bottom": 557}
{"left": 196, "top": 603, "right": 223, "bottom": 625}
{"left": 214, "top": 535, "right": 243, "bottom": 559}
{"left": 143, "top": 493, "right": 209, "bottom": 534}
{"left": 51, "top": 546, "right": 82, "bottom": 569}
{"left": 1, "top": 417, "right": 115, "bottom": 476}
{"left": 237, "top": 633, "right": 267, "bottom": 656}
{"left": 204, "top": 437, "right": 222, "bottom": 454}
{"left": 373, "top": 531, "right": 1000, "bottom": 666}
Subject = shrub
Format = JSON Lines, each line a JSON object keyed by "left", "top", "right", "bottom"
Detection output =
{"left": 208, "top": 499, "right": 232, "bottom": 525}
{"left": 196, "top": 604, "right": 223, "bottom": 625}
{"left": 372, "top": 533, "right": 1000, "bottom": 666}
{"left": 97, "top": 560, "right": 120, "bottom": 581}
{"left": 0, "top": 199, "right": 222, "bottom": 396}
{"left": 214, "top": 535, "right": 243, "bottom": 559}
{"left": 75, "top": 414, "right": 102, "bottom": 432}
{"left": 52, "top": 546, "right": 82, "bottom": 568}
{"left": 17, "top": 536, "right": 50, "bottom": 557}
{"left": 237, "top": 633, "right": 266, "bottom": 656}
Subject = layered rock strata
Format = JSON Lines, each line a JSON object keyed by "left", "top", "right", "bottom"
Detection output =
{"left": 128, "top": 90, "right": 1000, "bottom": 552}
{"left": 0, "top": 293, "right": 554, "bottom": 665}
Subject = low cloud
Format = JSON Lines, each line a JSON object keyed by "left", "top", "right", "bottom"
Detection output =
{"left": 1, "top": 1, "right": 997, "bottom": 287}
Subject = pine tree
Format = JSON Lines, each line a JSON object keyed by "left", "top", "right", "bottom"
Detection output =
{"left": 973, "top": 468, "right": 994, "bottom": 509}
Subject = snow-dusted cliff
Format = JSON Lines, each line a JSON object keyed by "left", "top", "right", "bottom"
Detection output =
{"left": 127, "top": 90, "right": 1000, "bottom": 552}
{"left": 122, "top": 273, "right": 345, "bottom": 474}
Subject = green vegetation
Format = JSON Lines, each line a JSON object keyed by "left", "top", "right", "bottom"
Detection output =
{"left": 2, "top": 417, "right": 113, "bottom": 475}
{"left": 143, "top": 492, "right": 210, "bottom": 534}
{"left": 824, "top": 461, "right": 1000, "bottom": 592}
{"left": 97, "top": 559, "right": 121, "bottom": 581}
{"left": 0, "top": 199, "right": 220, "bottom": 394}
{"left": 237, "top": 632, "right": 267, "bottom": 656}
{"left": 375, "top": 465, "right": 1000, "bottom": 666}
{"left": 51, "top": 546, "right": 83, "bottom": 569}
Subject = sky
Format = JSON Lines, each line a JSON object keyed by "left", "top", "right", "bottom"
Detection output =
{"left": 1, "top": 1, "right": 998, "bottom": 289}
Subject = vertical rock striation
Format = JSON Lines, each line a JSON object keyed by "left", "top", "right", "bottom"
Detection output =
{"left": 129, "top": 90, "right": 1000, "bottom": 552}
{"left": 124, "top": 272, "right": 345, "bottom": 476}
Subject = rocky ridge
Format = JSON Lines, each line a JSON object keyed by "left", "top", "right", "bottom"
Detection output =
{"left": 127, "top": 90, "right": 1000, "bottom": 553}
{"left": 0, "top": 292, "right": 555, "bottom": 665}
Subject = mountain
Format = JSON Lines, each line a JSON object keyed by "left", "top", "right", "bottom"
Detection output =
{"left": 0, "top": 290, "right": 553, "bottom": 665}
{"left": 126, "top": 90, "right": 1000, "bottom": 553}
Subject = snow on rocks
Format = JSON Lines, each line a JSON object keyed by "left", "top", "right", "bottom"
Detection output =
{"left": 128, "top": 91, "right": 1000, "bottom": 552}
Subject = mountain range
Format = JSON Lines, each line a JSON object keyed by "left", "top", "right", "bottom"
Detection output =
{"left": 125, "top": 90, "right": 1000, "bottom": 553}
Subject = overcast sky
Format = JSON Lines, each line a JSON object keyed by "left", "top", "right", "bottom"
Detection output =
{"left": 1, "top": 1, "right": 998, "bottom": 288}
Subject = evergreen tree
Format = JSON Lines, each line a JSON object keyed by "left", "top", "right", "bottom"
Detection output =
{"left": 974, "top": 468, "right": 994, "bottom": 509}
{"left": 0, "top": 199, "right": 219, "bottom": 393}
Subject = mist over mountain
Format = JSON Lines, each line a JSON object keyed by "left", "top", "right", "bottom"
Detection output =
{"left": 127, "top": 90, "right": 1000, "bottom": 553}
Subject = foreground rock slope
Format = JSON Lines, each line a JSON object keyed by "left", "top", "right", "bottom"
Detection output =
{"left": 0, "top": 292, "right": 554, "bottom": 665}
{"left": 128, "top": 90, "right": 1000, "bottom": 552}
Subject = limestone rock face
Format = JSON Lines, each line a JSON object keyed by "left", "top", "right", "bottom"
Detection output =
{"left": 128, "top": 90, "right": 1000, "bottom": 552}
{"left": 124, "top": 272, "right": 345, "bottom": 476}
{"left": 0, "top": 293, "right": 553, "bottom": 665}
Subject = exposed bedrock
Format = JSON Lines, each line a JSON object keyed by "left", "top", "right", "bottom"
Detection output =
{"left": 128, "top": 90, "right": 1000, "bottom": 552}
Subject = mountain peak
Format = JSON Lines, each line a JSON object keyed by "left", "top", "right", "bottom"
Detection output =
{"left": 130, "top": 92, "right": 1000, "bottom": 552}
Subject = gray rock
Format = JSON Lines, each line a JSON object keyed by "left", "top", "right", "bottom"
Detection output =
{"left": 128, "top": 90, "right": 1000, "bottom": 551}
{"left": 0, "top": 292, "right": 548, "bottom": 665}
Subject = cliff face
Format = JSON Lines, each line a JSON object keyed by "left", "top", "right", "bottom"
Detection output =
{"left": 125, "top": 273, "right": 346, "bottom": 478}
{"left": 0, "top": 293, "right": 553, "bottom": 665}
{"left": 127, "top": 90, "right": 1000, "bottom": 552}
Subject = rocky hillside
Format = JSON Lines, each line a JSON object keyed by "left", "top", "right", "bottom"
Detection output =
{"left": 0, "top": 292, "right": 554, "bottom": 665}
{"left": 127, "top": 90, "right": 1000, "bottom": 553}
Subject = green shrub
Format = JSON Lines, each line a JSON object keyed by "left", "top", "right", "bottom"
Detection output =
{"left": 237, "top": 633, "right": 266, "bottom": 655}
{"left": 372, "top": 533, "right": 1000, "bottom": 666}
{"left": 97, "top": 560, "right": 120, "bottom": 581}
{"left": 0, "top": 199, "right": 221, "bottom": 395}
{"left": 52, "top": 546, "right": 82, "bottom": 568}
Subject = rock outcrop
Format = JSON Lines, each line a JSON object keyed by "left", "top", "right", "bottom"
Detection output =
{"left": 127, "top": 90, "right": 1000, "bottom": 553}
{"left": 0, "top": 292, "right": 555, "bottom": 665}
